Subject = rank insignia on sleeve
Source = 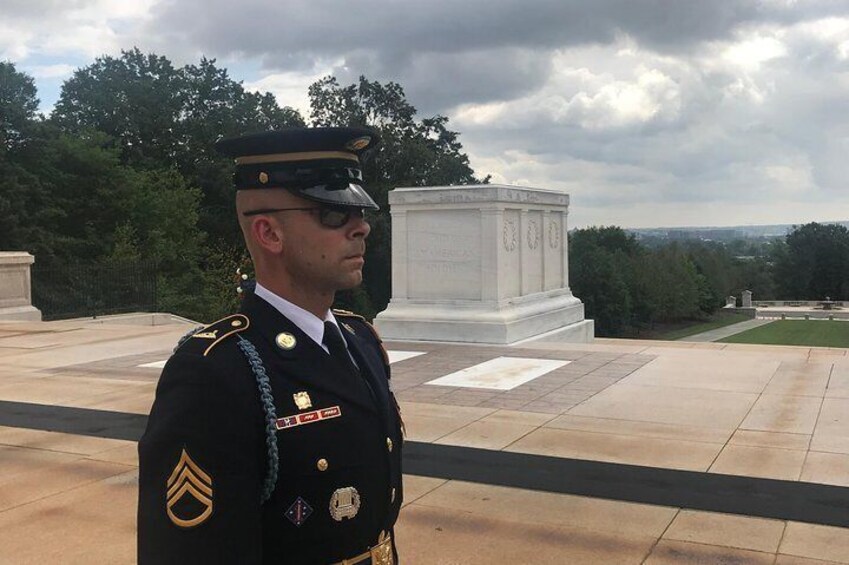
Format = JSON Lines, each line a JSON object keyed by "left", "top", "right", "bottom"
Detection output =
{"left": 275, "top": 406, "right": 341, "bottom": 430}
{"left": 293, "top": 391, "right": 312, "bottom": 410}
{"left": 166, "top": 448, "right": 213, "bottom": 528}
{"left": 286, "top": 497, "right": 313, "bottom": 527}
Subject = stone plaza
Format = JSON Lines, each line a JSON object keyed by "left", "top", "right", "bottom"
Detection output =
{"left": 2, "top": 315, "right": 849, "bottom": 563}
{"left": 2, "top": 183, "right": 849, "bottom": 563}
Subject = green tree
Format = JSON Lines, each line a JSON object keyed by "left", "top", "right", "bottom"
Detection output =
{"left": 570, "top": 240, "right": 632, "bottom": 336}
{"left": 120, "top": 168, "right": 207, "bottom": 318}
{"left": 0, "top": 61, "right": 39, "bottom": 151}
{"left": 308, "top": 75, "right": 486, "bottom": 315}
{"left": 0, "top": 62, "right": 42, "bottom": 251}
{"left": 7, "top": 128, "right": 137, "bottom": 262}
{"left": 52, "top": 49, "right": 184, "bottom": 168}
{"left": 775, "top": 222, "right": 849, "bottom": 300}
{"left": 178, "top": 57, "right": 304, "bottom": 244}
{"left": 569, "top": 227, "right": 637, "bottom": 335}
{"left": 52, "top": 50, "right": 305, "bottom": 245}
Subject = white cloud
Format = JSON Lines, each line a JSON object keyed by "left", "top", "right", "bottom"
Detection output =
{"left": 24, "top": 63, "right": 76, "bottom": 79}
{"left": 722, "top": 35, "right": 787, "bottom": 68}
{"left": 242, "top": 65, "right": 338, "bottom": 117}
{"left": 0, "top": 0, "right": 159, "bottom": 59}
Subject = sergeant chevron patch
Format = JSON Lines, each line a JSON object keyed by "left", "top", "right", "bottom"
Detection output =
{"left": 166, "top": 448, "right": 213, "bottom": 528}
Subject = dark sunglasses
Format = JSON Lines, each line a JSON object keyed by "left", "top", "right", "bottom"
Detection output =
{"left": 242, "top": 206, "right": 366, "bottom": 229}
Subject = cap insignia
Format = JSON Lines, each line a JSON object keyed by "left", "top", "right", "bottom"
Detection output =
{"left": 345, "top": 136, "right": 371, "bottom": 151}
{"left": 258, "top": 171, "right": 269, "bottom": 184}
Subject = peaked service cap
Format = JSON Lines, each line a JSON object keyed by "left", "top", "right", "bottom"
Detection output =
{"left": 215, "top": 126, "right": 380, "bottom": 210}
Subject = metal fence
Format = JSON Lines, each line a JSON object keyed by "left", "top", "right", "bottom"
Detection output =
{"left": 32, "top": 260, "right": 157, "bottom": 321}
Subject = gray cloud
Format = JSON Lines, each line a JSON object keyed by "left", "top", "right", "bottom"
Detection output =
{"left": 144, "top": 0, "right": 788, "bottom": 109}
{"left": 6, "top": 0, "right": 849, "bottom": 227}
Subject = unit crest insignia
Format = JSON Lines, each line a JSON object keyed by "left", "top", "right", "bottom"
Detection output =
{"left": 276, "top": 332, "right": 296, "bottom": 350}
{"left": 286, "top": 497, "right": 313, "bottom": 527}
{"left": 166, "top": 448, "right": 213, "bottom": 528}
{"left": 293, "top": 391, "right": 312, "bottom": 410}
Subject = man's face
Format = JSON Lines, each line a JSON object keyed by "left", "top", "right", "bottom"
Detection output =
{"left": 266, "top": 193, "right": 371, "bottom": 293}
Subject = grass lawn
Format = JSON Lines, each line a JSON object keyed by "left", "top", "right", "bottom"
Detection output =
{"left": 649, "top": 312, "right": 752, "bottom": 341}
{"left": 719, "top": 320, "right": 849, "bottom": 348}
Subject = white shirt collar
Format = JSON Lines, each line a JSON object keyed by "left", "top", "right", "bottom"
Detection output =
{"left": 253, "top": 283, "right": 339, "bottom": 350}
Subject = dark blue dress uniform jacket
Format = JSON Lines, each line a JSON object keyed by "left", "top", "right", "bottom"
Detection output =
{"left": 138, "top": 293, "right": 403, "bottom": 564}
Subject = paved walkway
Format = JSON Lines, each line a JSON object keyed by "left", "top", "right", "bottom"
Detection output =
{"left": 680, "top": 318, "right": 774, "bottom": 342}
{"left": 2, "top": 316, "right": 849, "bottom": 563}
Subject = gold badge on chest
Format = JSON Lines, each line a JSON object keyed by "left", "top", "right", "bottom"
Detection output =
{"left": 293, "top": 391, "right": 312, "bottom": 410}
{"left": 276, "top": 332, "right": 296, "bottom": 350}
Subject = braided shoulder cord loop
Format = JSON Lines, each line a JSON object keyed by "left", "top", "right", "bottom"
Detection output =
{"left": 173, "top": 326, "right": 205, "bottom": 353}
{"left": 236, "top": 335, "right": 280, "bottom": 504}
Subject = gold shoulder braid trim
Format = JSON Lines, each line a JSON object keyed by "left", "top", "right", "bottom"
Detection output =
{"left": 331, "top": 308, "right": 363, "bottom": 320}
{"left": 192, "top": 314, "right": 250, "bottom": 356}
{"left": 166, "top": 448, "right": 213, "bottom": 528}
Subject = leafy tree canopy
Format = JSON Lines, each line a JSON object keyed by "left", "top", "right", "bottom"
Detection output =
{"left": 52, "top": 49, "right": 306, "bottom": 243}
{"left": 775, "top": 222, "right": 849, "bottom": 300}
{"left": 0, "top": 61, "right": 40, "bottom": 151}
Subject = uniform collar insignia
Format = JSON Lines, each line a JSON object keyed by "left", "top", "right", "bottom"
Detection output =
{"left": 276, "top": 332, "right": 297, "bottom": 350}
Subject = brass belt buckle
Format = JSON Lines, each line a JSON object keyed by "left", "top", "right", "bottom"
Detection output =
{"left": 370, "top": 531, "right": 393, "bottom": 565}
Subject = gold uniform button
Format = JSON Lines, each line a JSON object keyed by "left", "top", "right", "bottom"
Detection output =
{"left": 386, "top": 437, "right": 393, "bottom": 452}
{"left": 317, "top": 458, "right": 328, "bottom": 472}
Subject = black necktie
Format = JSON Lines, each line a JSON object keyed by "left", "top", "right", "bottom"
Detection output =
{"left": 323, "top": 321, "right": 359, "bottom": 375}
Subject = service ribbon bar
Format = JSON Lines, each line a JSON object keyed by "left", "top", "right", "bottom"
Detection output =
{"left": 276, "top": 406, "right": 342, "bottom": 430}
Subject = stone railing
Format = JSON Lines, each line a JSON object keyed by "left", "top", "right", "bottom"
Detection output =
{"left": 754, "top": 301, "right": 845, "bottom": 308}
{"left": 0, "top": 252, "right": 42, "bottom": 321}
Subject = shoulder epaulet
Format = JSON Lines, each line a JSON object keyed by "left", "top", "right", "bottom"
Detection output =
{"left": 332, "top": 308, "right": 364, "bottom": 321}
{"left": 174, "top": 314, "right": 250, "bottom": 357}
{"left": 333, "top": 309, "right": 389, "bottom": 367}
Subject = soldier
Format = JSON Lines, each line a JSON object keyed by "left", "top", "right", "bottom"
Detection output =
{"left": 138, "top": 127, "right": 403, "bottom": 564}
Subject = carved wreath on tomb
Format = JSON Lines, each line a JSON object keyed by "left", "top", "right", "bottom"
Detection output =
{"left": 527, "top": 220, "right": 540, "bottom": 250}
{"left": 503, "top": 219, "right": 517, "bottom": 252}
{"left": 549, "top": 220, "right": 560, "bottom": 249}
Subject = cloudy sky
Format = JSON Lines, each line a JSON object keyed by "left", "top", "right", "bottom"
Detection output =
{"left": 3, "top": 0, "right": 849, "bottom": 229}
